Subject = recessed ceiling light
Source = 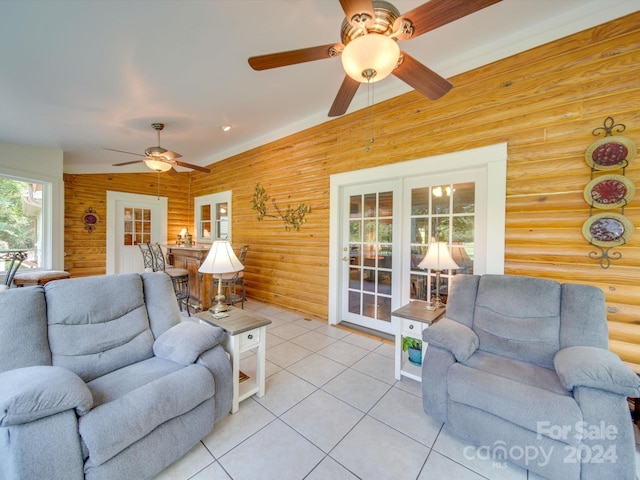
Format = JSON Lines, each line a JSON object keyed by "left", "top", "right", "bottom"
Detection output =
{"left": 221, "top": 125, "right": 231, "bottom": 132}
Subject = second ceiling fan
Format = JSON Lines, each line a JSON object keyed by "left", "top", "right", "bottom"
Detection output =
{"left": 249, "top": 0, "right": 502, "bottom": 117}
{"left": 108, "top": 123, "right": 211, "bottom": 174}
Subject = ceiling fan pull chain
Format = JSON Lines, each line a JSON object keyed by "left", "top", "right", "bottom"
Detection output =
{"left": 365, "top": 77, "right": 375, "bottom": 152}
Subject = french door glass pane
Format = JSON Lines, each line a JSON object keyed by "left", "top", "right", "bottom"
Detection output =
{"left": 347, "top": 191, "right": 393, "bottom": 322}
{"left": 410, "top": 182, "right": 475, "bottom": 301}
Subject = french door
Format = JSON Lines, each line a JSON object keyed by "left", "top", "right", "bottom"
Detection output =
{"left": 340, "top": 181, "right": 400, "bottom": 335}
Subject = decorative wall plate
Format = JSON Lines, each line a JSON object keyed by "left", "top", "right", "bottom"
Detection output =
{"left": 583, "top": 174, "right": 636, "bottom": 209}
{"left": 582, "top": 212, "right": 633, "bottom": 247}
{"left": 585, "top": 136, "right": 636, "bottom": 170}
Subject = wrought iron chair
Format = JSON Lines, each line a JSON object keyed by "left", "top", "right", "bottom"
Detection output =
{"left": 148, "top": 243, "right": 191, "bottom": 316}
{"left": 138, "top": 243, "right": 155, "bottom": 272}
{"left": 1, "top": 250, "right": 28, "bottom": 290}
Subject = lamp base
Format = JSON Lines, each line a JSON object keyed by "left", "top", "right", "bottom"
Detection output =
{"left": 428, "top": 297, "right": 446, "bottom": 310}
{"left": 210, "top": 294, "right": 228, "bottom": 313}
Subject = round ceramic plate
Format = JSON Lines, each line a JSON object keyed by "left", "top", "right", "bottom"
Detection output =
{"left": 585, "top": 136, "right": 636, "bottom": 171}
{"left": 583, "top": 174, "right": 636, "bottom": 209}
{"left": 582, "top": 213, "right": 634, "bottom": 247}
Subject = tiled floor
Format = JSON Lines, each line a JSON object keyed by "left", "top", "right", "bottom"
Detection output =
{"left": 154, "top": 300, "right": 640, "bottom": 480}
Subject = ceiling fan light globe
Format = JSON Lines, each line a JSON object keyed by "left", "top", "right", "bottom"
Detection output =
{"left": 341, "top": 34, "right": 400, "bottom": 83}
{"left": 144, "top": 159, "right": 172, "bottom": 172}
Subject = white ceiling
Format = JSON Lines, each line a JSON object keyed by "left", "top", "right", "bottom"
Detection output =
{"left": 0, "top": 0, "right": 637, "bottom": 174}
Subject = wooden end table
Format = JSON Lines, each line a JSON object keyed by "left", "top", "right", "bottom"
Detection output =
{"left": 196, "top": 306, "right": 271, "bottom": 413}
{"left": 392, "top": 301, "right": 445, "bottom": 382}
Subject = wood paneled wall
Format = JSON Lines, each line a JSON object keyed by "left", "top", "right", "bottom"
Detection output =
{"left": 65, "top": 13, "right": 640, "bottom": 371}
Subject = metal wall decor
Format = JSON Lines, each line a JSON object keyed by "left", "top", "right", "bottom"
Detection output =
{"left": 250, "top": 183, "right": 311, "bottom": 231}
{"left": 582, "top": 117, "right": 637, "bottom": 268}
{"left": 82, "top": 207, "right": 100, "bottom": 233}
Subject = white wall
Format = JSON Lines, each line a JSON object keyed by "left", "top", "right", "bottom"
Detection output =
{"left": 0, "top": 142, "right": 65, "bottom": 270}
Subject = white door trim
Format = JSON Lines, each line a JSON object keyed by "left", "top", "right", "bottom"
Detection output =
{"left": 106, "top": 191, "right": 168, "bottom": 275}
{"left": 328, "top": 143, "right": 507, "bottom": 327}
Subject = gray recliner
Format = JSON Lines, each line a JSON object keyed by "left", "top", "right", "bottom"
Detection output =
{"left": 422, "top": 274, "right": 640, "bottom": 480}
{"left": 0, "top": 272, "right": 233, "bottom": 480}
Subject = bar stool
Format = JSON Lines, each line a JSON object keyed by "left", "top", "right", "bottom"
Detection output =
{"left": 13, "top": 270, "right": 71, "bottom": 287}
{"left": 149, "top": 243, "right": 191, "bottom": 316}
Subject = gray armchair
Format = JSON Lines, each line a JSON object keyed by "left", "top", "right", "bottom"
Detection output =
{"left": 422, "top": 274, "right": 640, "bottom": 480}
{"left": 0, "top": 272, "right": 232, "bottom": 480}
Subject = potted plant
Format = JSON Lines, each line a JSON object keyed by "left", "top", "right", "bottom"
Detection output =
{"left": 402, "top": 336, "right": 423, "bottom": 366}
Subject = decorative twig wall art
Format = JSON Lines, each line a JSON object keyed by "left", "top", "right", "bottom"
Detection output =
{"left": 582, "top": 117, "right": 637, "bottom": 268}
{"left": 250, "top": 183, "right": 311, "bottom": 231}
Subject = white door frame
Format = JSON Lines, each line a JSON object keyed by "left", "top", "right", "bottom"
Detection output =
{"left": 328, "top": 143, "right": 507, "bottom": 328}
{"left": 106, "top": 191, "right": 168, "bottom": 275}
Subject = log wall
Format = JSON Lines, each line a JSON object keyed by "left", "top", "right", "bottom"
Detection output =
{"left": 64, "top": 13, "right": 640, "bottom": 371}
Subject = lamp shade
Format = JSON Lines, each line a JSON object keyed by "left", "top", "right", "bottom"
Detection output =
{"left": 144, "top": 158, "right": 172, "bottom": 172}
{"left": 418, "top": 241, "right": 459, "bottom": 271}
{"left": 341, "top": 34, "right": 400, "bottom": 83}
{"left": 198, "top": 240, "right": 245, "bottom": 274}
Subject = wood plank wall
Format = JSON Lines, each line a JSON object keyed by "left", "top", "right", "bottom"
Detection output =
{"left": 64, "top": 13, "right": 640, "bottom": 371}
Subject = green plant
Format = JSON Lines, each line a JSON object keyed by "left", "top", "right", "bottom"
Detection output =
{"left": 402, "top": 336, "right": 422, "bottom": 351}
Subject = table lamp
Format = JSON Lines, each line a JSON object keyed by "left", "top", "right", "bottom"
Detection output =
{"left": 198, "top": 240, "right": 244, "bottom": 313}
{"left": 418, "top": 239, "right": 459, "bottom": 309}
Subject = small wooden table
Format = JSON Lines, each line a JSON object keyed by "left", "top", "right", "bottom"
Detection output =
{"left": 392, "top": 301, "right": 445, "bottom": 382}
{"left": 196, "top": 306, "right": 271, "bottom": 413}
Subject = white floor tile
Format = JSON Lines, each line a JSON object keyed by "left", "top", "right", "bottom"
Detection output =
{"left": 218, "top": 419, "right": 324, "bottom": 480}
{"left": 330, "top": 416, "right": 430, "bottom": 480}
{"left": 268, "top": 323, "right": 311, "bottom": 340}
{"left": 201, "top": 398, "right": 276, "bottom": 458}
{"left": 281, "top": 389, "right": 364, "bottom": 453}
{"left": 151, "top": 441, "right": 214, "bottom": 480}
{"left": 369, "top": 387, "right": 443, "bottom": 447}
{"left": 290, "top": 330, "right": 338, "bottom": 352}
{"left": 351, "top": 350, "right": 396, "bottom": 385}
{"left": 305, "top": 456, "right": 359, "bottom": 480}
{"left": 340, "top": 332, "right": 385, "bottom": 350}
{"left": 265, "top": 340, "right": 313, "bottom": 368}
{"left": 418, "top": 451, "right": 486, "bottom": 480}
{"left": 314, "top": 324, "right": 352, "bottom": 339}
{"left": 290, "top": 317, "right": 327, "bottom": 330}
{"left": 254, "top": 369, "right": 316, "bottom": 416}
{"left": 317, "top": 339, "right": 370, "bottom": 366}
{"left": 190, "top": 461, "right": 232, "bottom": 480}
{"left": 286, "top": 352, "right": 347, "bottom": 387}
{"left": 394, "top": 376, "right": 423, "bottom": 397}
{"left": 322, "top": 368, "right": 391, "bottom": 412}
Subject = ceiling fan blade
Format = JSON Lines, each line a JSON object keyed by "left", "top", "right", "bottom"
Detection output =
{"left": 248, "top": 44, "right": 341, "bottom": 70}
{"left": 104, "top": 147, "right": 143, "bottom": 157}
{"left": 339, "top": 0, "right": 375, "bottom": 28}
{"left": 394, "top": 0, "right": 502, "bottom": 41}
{"left": 162, "top": 150, "right": 183, "bottom": 161}
{"left": 393, "top": 52, "right": 452, "bottom": 100}
{"left": 112, "top": 160, "right": 145, "bottom": 167}
{"left": 173, "top": 160, "right": 211, "bottom": 173}
{"left": 328, "top": 75, "right": 360, "bottom": 117}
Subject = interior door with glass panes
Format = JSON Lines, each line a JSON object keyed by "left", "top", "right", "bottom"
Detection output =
{"left": 341, "top": 181, "right": 400, "bottom": 335}
{"left": 115, "top": 199, "right": 163, "bottom": 274}
{"left": 407, "top": 178, "right": 476, "bottom": 305}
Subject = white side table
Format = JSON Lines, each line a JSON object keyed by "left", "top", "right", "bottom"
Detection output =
{"left": 392, "top": 301, "right": 445, "bottom": 382}
{"left": 197, "top": 306, "right": 271, "bottom": 413}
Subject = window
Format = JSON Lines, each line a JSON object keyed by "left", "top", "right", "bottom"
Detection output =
{"left": 194, "top": 191, "right": 232, "bottom": 242}
{"left": 0, "top": 176, "right": 46, "bottom": 270}
{"left": 123, "top": 207, "right": 151, "bottom": 245}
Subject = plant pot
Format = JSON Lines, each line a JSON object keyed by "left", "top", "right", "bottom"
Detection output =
{"left": 408, "top": 346, "right": 422, "bottom": 366}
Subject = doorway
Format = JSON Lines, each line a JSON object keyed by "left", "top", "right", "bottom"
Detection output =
{"left": 328, "top": 143, "right": 508, "bottom": 333}
{"left": 106, "top": 191, "right": 168, "bottom": 274}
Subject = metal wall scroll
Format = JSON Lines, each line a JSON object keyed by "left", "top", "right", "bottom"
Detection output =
{"left": 250, "top": 183, "right": 311, "bottom": 231}
{"left": 582, "top": 117, "right": 637, "bottom": 268}
{"left": 82, "top": 207, "right": 100, "bottom": 233}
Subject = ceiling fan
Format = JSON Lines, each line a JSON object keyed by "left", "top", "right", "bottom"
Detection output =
{"left": 249, "top": 0, "right": 502, "bottom": 117}
{"left": 108, "top": 123, "right": 211, "bottom": 174}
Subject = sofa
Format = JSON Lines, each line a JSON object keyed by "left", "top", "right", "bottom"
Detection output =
{"left": 422, "top": 274, "right": 640, "bottom": 480}
{"left": 0, "top": 272, "right": 233, "bottom": 480}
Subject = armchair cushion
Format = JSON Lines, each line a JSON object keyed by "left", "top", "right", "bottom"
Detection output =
{"left": 423, "top": 317, "right": 479, "bottom": 362}
{"left": 0, "top": 366, "right": 92, "bottom": 426}
{"left": 554, "top": 346, "right": 640, "bottom": 396}
{"left": 153, "top": 321, "right": 225, "bottom": 366}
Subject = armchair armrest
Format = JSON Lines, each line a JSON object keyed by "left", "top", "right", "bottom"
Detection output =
{"left": 554, "top": 346, "right": 640, "bottom": 396}
{"left": 0, "top": 366, "right": 92, "bottom": 427}
{"left": 153, "top": 320, "right": 225, "bottom": 365}
{"left": 423, "top": 317, "right": 479, "bottom": 362}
